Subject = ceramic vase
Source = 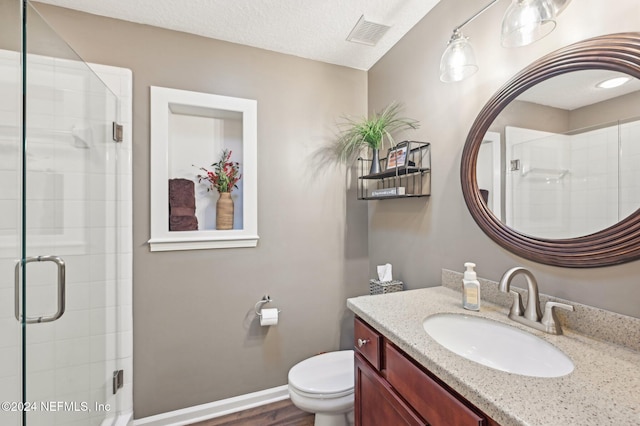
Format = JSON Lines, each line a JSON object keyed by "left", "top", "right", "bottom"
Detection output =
{"left": 216, "top": 192, "right": 234, "bottom": 230}
{"left": 370, "top": 149, "right": 381, "bottom": 175}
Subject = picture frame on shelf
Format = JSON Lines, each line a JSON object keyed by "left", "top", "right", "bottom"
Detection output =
{"left": 386, "top": 141, "right": 408, "bottom": 169}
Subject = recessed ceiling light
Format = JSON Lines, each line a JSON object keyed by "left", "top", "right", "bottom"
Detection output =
{"left": 596, "top": 76, "right": 631, "bottom": 89}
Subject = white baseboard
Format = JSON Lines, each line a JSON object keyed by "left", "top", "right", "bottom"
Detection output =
{"left": 133, "top": 385, "right": 290, "bottom": 426}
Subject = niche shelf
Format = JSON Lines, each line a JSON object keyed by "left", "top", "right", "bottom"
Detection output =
{"left": 148, "top": 86, "right": 259, "bottom": 251}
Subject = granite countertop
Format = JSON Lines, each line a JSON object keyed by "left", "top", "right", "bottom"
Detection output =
{"left": 347, "top": 285, "right": 640, "bottom": 426}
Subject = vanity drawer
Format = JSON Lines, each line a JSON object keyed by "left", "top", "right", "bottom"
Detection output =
{"left": 385, "top": 342, "right": 486, "bottom": 426}
{"left": 354, "top": 317, "right": 382, "bottom": 370}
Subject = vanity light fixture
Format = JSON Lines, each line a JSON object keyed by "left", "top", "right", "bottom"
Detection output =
{"left": 439, "top": 0, "right": 499, "bottom": 82}
{"left": 501, "top": 0, "right": 556, "bottom": 48}
{"left": 596, "top": 76, "right": 631, "bottom": 89}
{"left": 547, "top": 0, "right": 572, "bottom": 15}
{"left": 440, "top": 0, "right": 571, "bottom": 83}
{"left": 439, "top": 29, "right": 479, "bottom": 83}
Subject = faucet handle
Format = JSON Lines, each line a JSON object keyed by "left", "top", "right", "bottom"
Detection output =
{"left": 508, "top": 290, "right": 525, "bottom": 318}
{"left": 541, "top": 301, "right": 574, "bottom": 335}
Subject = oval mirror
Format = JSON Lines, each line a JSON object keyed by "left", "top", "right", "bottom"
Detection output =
{"left": 461, "top": 32, "right": 640, "bottom": 267}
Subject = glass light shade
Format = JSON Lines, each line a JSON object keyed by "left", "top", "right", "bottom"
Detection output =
{"left": 440, "top": 34, "right": 478, "bottom": 83}
{"left": 546, "top": 0, "right": 571, "bottom": 15}
{"left": 501, "top": 0, "right": 556, "bottom": 48}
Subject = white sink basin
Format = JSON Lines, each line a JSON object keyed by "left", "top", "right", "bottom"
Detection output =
{"left": 423, "top": 313, "right": 574, "bottom": 377}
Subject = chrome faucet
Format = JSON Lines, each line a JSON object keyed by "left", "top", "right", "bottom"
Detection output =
{"left": 499, "top": 267, "right": 574, "bottom": 335}
{"left": 499, "top": 267, "right": 542, "bottom": 322}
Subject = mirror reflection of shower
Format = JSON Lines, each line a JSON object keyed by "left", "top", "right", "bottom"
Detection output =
{"left": 477, "top": 118, "right": 640, "bottom": 239}
{"left": 475, "top": 68, "right": 640, "bottom": 240}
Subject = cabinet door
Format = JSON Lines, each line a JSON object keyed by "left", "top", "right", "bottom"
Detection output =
{"left": 355, "top": 353, "right": 426, "bottom": 426}
{"left": 385, "top": 342, "right": 486, "bottom": 426}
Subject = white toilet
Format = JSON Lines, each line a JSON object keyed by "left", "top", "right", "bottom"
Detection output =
{"left": 288, "top": 350, "right": 355, "bottom": 426}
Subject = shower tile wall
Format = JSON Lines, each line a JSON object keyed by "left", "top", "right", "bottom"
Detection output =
{"left": 508, "top": 131, "right": 571, "bottom": 237}
{"left": 568, "top": 125, "right": 620, "bottom": 237}
{"left": 0, "top": 50, "right": 132, "bottom": 426}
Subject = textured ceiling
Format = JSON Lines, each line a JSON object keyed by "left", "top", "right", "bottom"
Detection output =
{"left": 34, "top": 0, "right": 441, "bottom": 70}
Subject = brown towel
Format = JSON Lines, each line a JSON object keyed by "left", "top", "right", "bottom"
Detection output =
{"left": 169, "top": 178, "right": 198, "bottom": 231}
{"left": 169, "top": 178, "right": 196, "bottom": 208}
{"left": 171, "top": 207, "right": 195, "bottom": 217}
{"left": 169, "top": 216, "right": 199, "bottom": 232}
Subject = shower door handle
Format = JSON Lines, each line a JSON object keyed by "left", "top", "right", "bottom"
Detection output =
{"left": 15, "top": 255, "right": 66, "bottom": 324}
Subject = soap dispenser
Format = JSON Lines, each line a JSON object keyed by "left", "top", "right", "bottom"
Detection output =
{"left": 462, "top": 262, "right": 480, "bottom": 311}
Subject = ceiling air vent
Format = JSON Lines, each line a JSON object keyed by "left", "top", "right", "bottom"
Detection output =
{"left": 346, "top": 15, "right": 391, "bottom": 46}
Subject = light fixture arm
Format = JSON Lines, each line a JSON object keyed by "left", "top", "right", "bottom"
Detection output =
{"left": 442, "top": 0, "right": 565, "bottom": 82}
{"left": 452, "top": 0, "right": 500, "bottom": 34}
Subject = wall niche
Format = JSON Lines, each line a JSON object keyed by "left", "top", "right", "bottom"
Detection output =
{"left": 149, "top": 86, "right": 258, "bottom": 251}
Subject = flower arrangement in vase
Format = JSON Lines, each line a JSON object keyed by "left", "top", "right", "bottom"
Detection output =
{"left": 197, "top": 149, "right": 241, "bottom": 230}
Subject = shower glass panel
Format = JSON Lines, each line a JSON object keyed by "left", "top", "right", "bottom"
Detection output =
{"left": 506, "top": 130, "right": 571, "bottom": 239}
{"left": 0, "top": 0, "right": 24, "bottom": 425}
{"left": 506, "top": 122, "right": 624, "bottom": 240}
{"left": 1, "top": 1, "right": 121, "bottom": 424}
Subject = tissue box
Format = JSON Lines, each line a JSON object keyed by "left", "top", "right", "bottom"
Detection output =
{"left": 369, "top": 279, "right": 403, "bottom": 295}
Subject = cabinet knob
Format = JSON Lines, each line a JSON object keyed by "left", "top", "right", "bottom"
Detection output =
{"left": 357, "top": 338, "right": 370, "bottom": 348}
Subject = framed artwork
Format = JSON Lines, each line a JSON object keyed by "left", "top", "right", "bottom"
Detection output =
{"left": 386, "top": 142, "right": 408, "bottom": 169}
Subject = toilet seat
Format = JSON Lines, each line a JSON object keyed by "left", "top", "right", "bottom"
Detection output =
{"left": 288, "top": 350, "right": 354, "bottom": 398}
{"left": 289, "top": 385, "right": 353, "bottom": 399}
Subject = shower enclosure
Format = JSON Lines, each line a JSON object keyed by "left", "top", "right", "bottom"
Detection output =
{"left": 1, "top": 1, "right": 132, "bottom": 425}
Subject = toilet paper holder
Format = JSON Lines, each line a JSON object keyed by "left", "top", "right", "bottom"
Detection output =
{"left": 255, "top": 295, "right": 281, "bottom": 316}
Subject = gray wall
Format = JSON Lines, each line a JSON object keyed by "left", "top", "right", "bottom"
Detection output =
{"left": 490, "top": 100, "right": 570, "bottom": 135}
{"left": 493, "top": 92, "right": 640, "bottom": 137}
{"left": 571, "top": 91, "right": 640, "bottom": 130}
{"left": 367, "top": 0, "right": 640, "bottom": 318}
{"left": 34, "top": 4, "right": 369, "bottom": 419}
{"left": 33, "top": 0, "right": 640, "bottom": 419}
{"left": 0, "top": 0, "right": 20, "bottom": 51}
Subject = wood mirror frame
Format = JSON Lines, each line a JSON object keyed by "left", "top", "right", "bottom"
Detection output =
{"left": 460, "top": 32, "right": 640, "bottom": 268}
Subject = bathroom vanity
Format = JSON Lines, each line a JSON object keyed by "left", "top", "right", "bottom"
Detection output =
{"left": 347, "top": 279, "right": 640, "bottom": 426}
{"left": 354, "top": 316, "right": 495, "bottom": 425}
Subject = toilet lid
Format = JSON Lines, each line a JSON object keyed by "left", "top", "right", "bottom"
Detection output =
{"left": 288, "top": 350, "right": 354, "bottom": 395}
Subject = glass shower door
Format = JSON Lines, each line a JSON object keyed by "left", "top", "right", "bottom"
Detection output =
{"left": 0, "top": 0, "right": 24, "bottom": 425}
{"left": 10, "top": 2, "right": 121, "bottom": 425}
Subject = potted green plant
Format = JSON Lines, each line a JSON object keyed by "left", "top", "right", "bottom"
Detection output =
{"left": 333, "top": 102, "right": 419, "bottom": 174}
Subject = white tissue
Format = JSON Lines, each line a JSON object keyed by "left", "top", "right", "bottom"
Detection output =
{"left": 377, "top": 263, "right": 393, "bottom": 282}
{"left": 260, "top": 308, "right": 279, "bottom": 326}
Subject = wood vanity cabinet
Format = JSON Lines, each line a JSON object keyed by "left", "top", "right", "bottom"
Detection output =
{"left": 355, "top": 354, "right": 425, "bottom": 425}
{"left": 354, "top": 317, "right": 497, "bottom": 426}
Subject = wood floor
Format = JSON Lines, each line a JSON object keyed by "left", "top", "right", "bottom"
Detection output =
{"left": 189, "top": 399, "right": 315, "bottom": 426}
